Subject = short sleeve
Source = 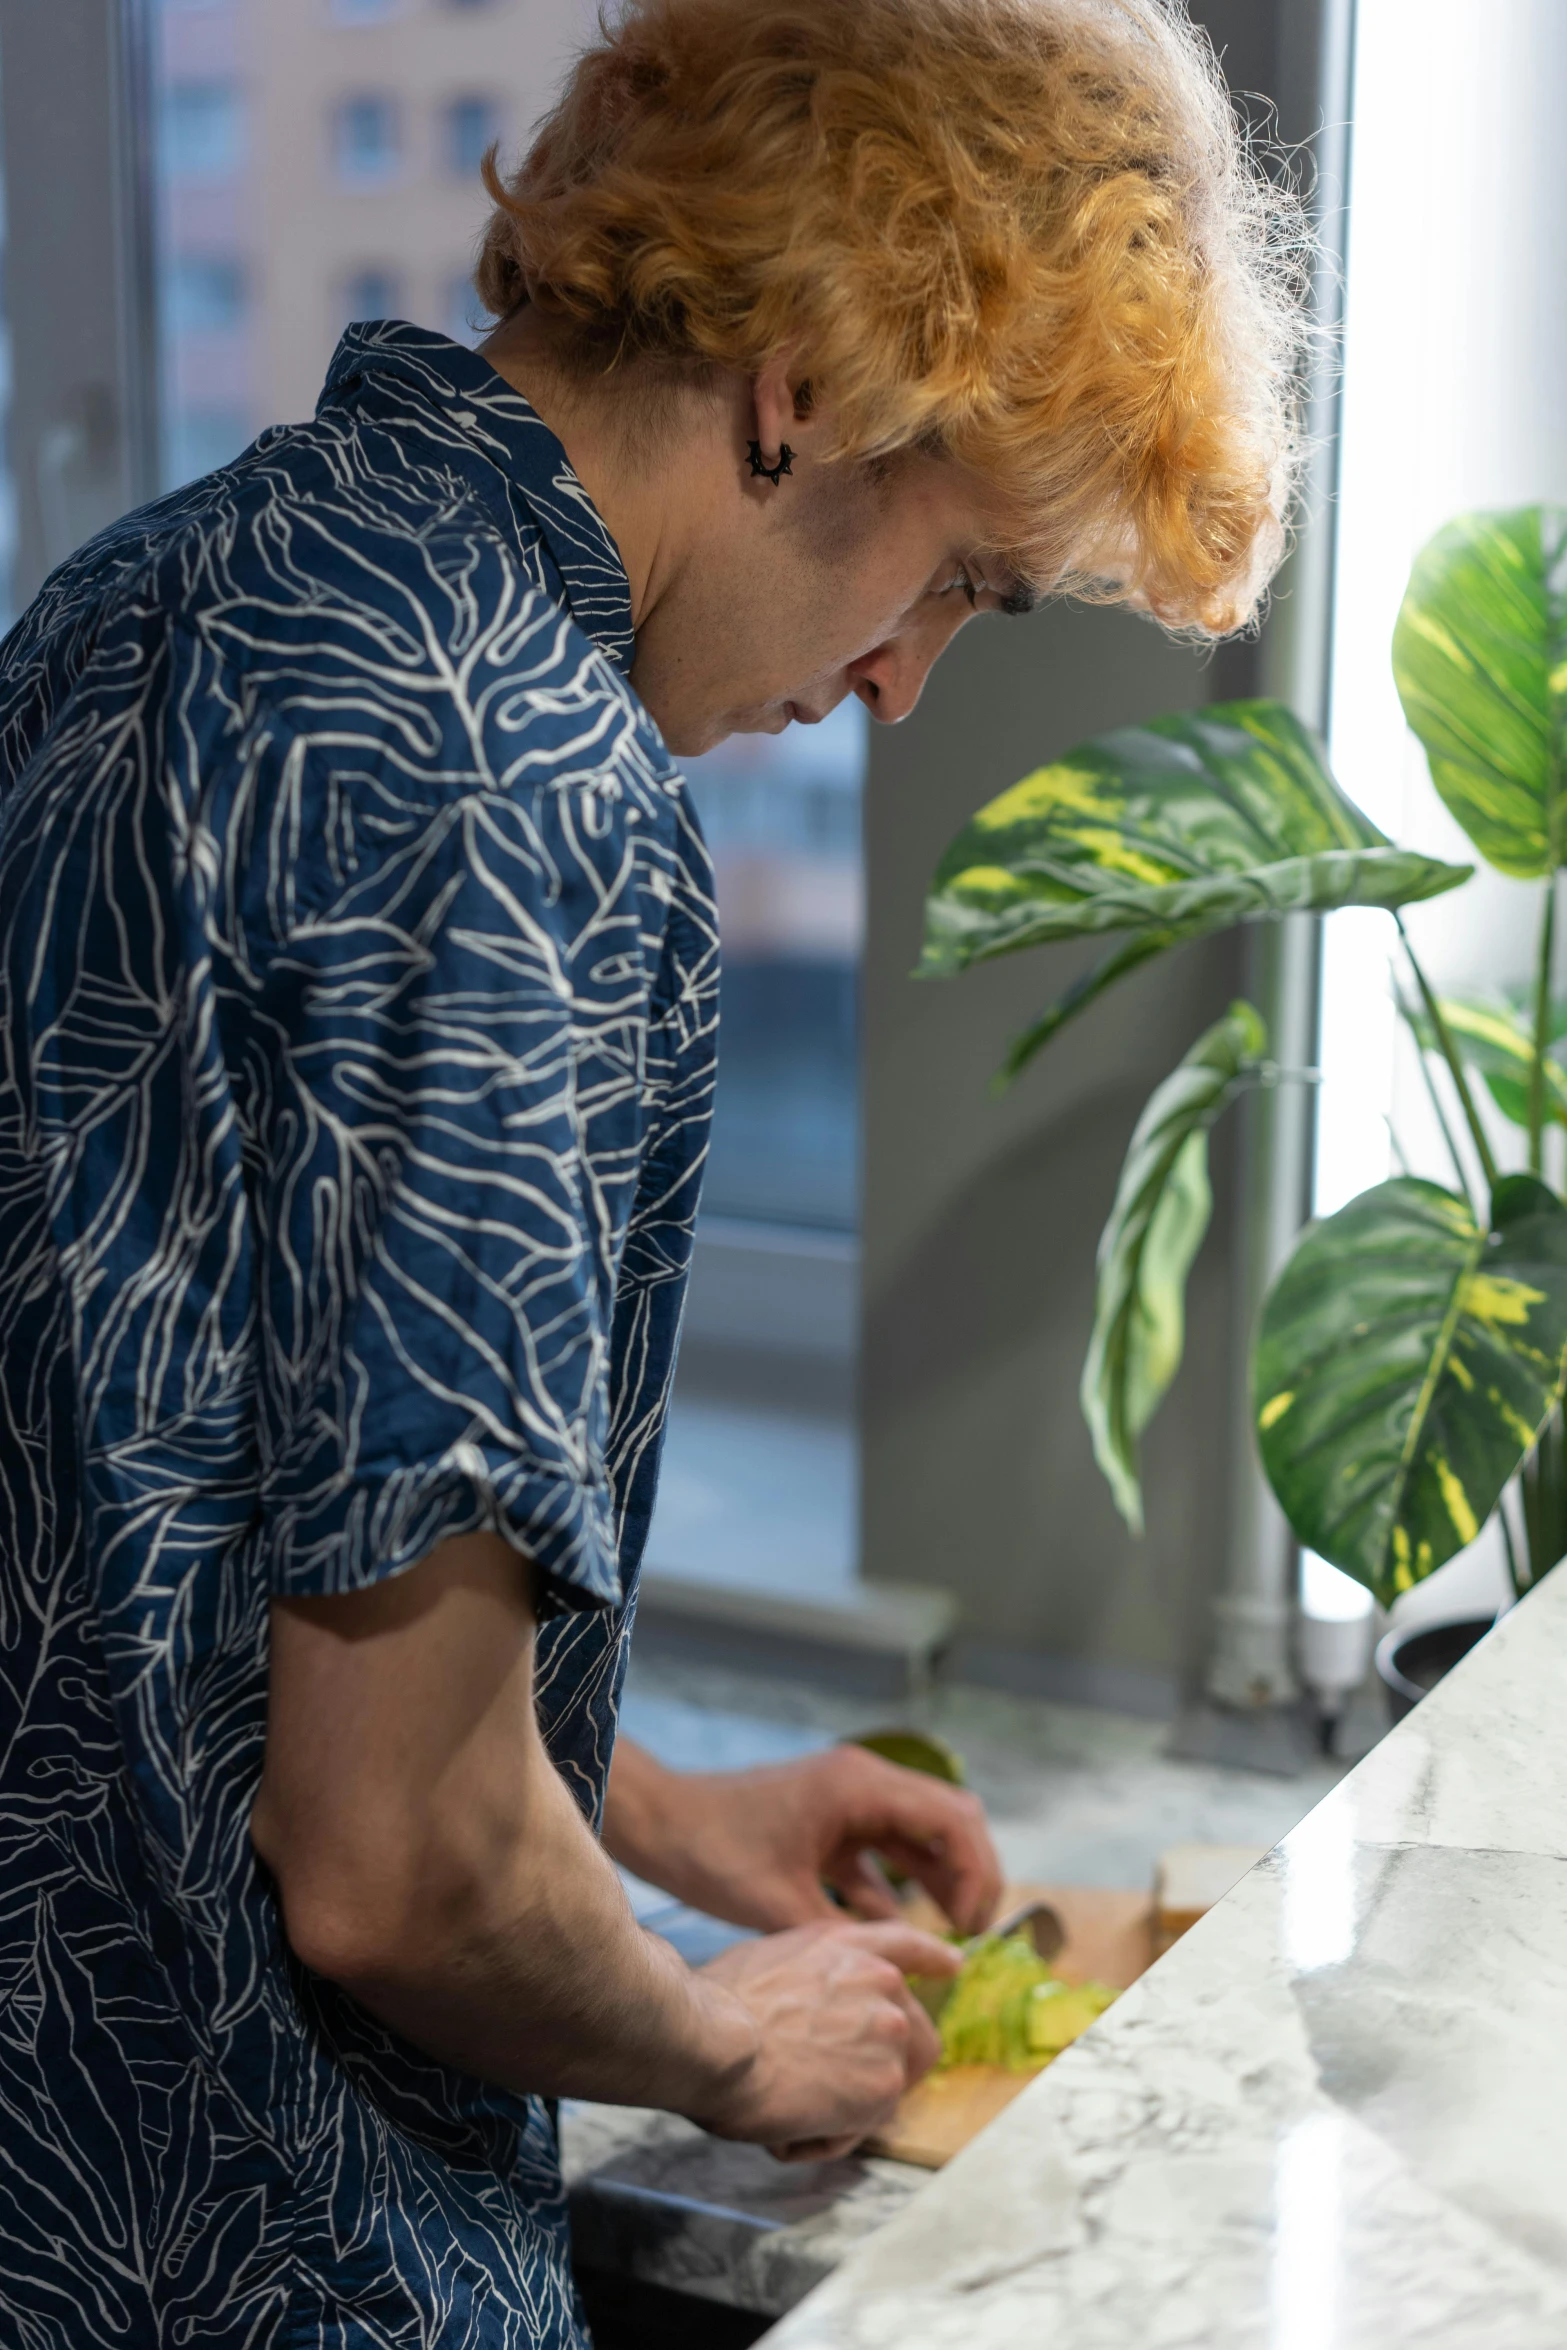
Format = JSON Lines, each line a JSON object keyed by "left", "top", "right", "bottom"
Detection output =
{"left": 244, "top": 741, "right": 645, "bottom": 1613}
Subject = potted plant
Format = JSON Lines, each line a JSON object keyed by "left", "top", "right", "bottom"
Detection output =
{"left": 922, "top": 506, "right": 1567, "bottom": 1686}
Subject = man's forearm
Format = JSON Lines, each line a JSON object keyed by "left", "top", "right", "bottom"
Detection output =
{"left": 307, "top": 1741, "right": 757, "bottom": 2114}
{"left": 254, "top": 1550, "right": 758, "bottom": 2119}
{"left": 259, "top": 1544, "right": 958, "bottom": 2154}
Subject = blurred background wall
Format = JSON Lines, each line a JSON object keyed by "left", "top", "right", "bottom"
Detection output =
{"left": 859, "top": 0, "right": 1333, "bottom": 1713}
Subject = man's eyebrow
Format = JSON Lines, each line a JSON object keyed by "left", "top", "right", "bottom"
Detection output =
{"left": 993, "top": 569, "right": 1040, "bottom": 617}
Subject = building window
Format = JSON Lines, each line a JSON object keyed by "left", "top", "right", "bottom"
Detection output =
{"left": 162, "top": 83, "right": 245, "bottom": 184}
{"left": 442, "top": 273, "right": 489, "bottom": 347}
{"left": 682, "top": 702, "right": 866, "bottom": 1229}
{"left": 166, "top": 256, "right": 248, "bottom": 334}
{"left": 442, "top": 95, "right": 503, "bottom": 180}
{"left": 340, "top": 267, "right": 403, "bottom": 327}
{"left": 163, "top": 405, "right": 251, "bottom": 492}
{"left": 331, "top": 95, "right": 402, "bottom": 187}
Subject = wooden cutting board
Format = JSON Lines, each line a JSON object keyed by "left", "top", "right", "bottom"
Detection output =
{"left": 864, "top": 1882, "right": 1155, "bottom": 2169}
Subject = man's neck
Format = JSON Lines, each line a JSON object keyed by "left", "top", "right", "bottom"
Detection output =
{"left": 479, "top": 308, "right": 724, "bottom": 637}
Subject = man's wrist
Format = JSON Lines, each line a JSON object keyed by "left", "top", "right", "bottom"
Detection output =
{"left": 626, "top": 1925, "right": 759, "bottom": 2122}
{"left": 666, "top": 1966, "right": 760, "bottom": 2131}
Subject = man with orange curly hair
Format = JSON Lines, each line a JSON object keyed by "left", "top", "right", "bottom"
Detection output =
{"left": 0, "top": 0, "right": 1302, "bottom": 2341}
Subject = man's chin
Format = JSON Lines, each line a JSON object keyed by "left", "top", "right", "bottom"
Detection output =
{"left": 662, "top": 697, "right": 824, "bottom": 757}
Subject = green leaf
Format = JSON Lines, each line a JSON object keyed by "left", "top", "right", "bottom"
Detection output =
{"left": 1255, "top": 1174, "right": 1567, "bottom": 1607}
{"left": 1521, "top": 1407, "right": 1567, "bottom": 1590}
{"left": 920, "top": 700, "right": 1470, "bottom": 1003}
{"left": 998, "top": 925, "right": 1204, "bottom": 1085}
{"left": 1391, "top": 506, "right": 1567, "bottom": 877}
{"left": 1083, "top": 1002, "right": 1267, "bottom": 1532}
{"left": 1410, "top": 995, "right": 1567, "bottom": 1132}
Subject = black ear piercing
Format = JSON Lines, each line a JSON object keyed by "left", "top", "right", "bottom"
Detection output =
{"left": 747, "top": 440, "right": 794, "bottom": 485}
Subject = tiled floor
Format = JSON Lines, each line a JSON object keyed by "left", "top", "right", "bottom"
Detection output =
{"left": 618, "top": 1648, "right": 1350, "bottom": 1934}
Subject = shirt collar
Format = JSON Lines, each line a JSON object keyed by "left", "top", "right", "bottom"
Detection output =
{"left": 318, "top": 321, "right": 637, "bottom": 676}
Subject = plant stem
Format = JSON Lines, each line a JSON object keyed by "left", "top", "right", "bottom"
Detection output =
{"left": 1528, "top": 874, "right": 1558, "bottom": 1177}
{"left": 1395, "top": 914, "right": 1501, "bottom": 1195}
{"left": 1393, "top": 987, "right": 1478, "bottom": 1212}
{"left": 1497, "top": 1484, "right": 1525, "bottom": 1600}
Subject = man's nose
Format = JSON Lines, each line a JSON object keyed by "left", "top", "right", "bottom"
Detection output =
{"left": 846, "top": 634, "right": 942, "bottom": 725}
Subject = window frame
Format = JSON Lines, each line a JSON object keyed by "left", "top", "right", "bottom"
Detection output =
{"left": 0, "top": 0, "right": 160, "bottom": 610}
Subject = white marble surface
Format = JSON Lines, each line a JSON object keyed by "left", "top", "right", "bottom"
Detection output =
{"left": 564, "top": 1658, "right": 1349, "bottom": 2317}
{"left": 763, "top": 1573, "right": 1567, "bottom": 2349}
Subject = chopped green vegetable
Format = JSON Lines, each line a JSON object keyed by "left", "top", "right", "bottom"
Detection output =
{"left": 934, "top": 1933, "right": 1119, "bottom": 2074}
{"left": 1025, "top": 1978, "right": 1117, "bottom": 2056}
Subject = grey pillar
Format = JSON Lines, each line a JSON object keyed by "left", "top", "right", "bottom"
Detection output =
{"left": 2, "top": 0, "right": 158, "bottom": 610}
{"left": 1196, "top": 0, "right": 1357, "bottom": 1722}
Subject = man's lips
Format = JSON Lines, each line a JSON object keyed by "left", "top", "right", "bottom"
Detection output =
{"left": 742, "top": 700, "right": 830, "bottom": 737}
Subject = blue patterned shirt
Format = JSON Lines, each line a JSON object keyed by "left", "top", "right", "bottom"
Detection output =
{"left": 0, "top": 324, "right": 718, "bottom": 2347}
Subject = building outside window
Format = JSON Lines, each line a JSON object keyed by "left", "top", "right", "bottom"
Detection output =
{"left": 162, "top": 82, "right": 246, "bottom": 183}
{"left": 167, "top": 255, "right": 248, "bottom": 334}
{"left": 683, "top": 707, "right": 864, "bottom": 1230}
{"left": 443, "top": 272, "right": 488, "bottom": 346}
{"left": 331, "top": 95, "right": 403, "bottom": 187}
{"left": 442, "top": 95, "right": 504, "bottom": 180}
{"left": 340, "top": 266, "right": 404, "bottom": 326}
{"left": 0, "top": 72, "right": 13, "bottom": 634}
{"left": 164, "top": 405, "right": 252, "bottom": 488}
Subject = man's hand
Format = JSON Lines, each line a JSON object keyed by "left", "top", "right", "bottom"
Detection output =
{"left": 603, "top": 1740, "right": 1003, "bottom": 1937}
{"left": 691, "top": 1918, "right": 960, "bottom": 2162}
{"left": 252, "top": 1534, "right": 961, "bottom": 2151}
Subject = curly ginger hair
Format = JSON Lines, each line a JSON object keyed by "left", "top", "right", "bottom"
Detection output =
{"left": 476, "top": 0, "right": 1309, "bottom": 634}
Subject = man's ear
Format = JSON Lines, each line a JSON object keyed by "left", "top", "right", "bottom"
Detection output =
{"left": 751, "top": 354, "right": 819, "bottom": 466}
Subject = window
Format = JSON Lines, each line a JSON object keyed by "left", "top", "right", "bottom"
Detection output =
{"left": 0, "top": 93, "right": 13, "bottom": 634}
{"left": 442, "top": 272, "right": 489, "bottom": 347}
{"left": 331, "top": 95, "right": 402, "bottom": 186}
{"left": 442, "top": 96, "right": 503, "bottom": 180}
{"left": 163, "top": 404, "right": 251, "bottom": 489}
{"left": 162, "top": 82, "right": 245, "bottom": 183}
{"left": 340, "top": 267, "right": 403, "bottom": 326}
{"left": 167, "top": 256, "right": 248, "bottom": 334}
{"left": 646, "top": 705, "right": 865, "bottom": 1599}
{"left": 682, "top": 701, "right": 865, "bottom": 1229}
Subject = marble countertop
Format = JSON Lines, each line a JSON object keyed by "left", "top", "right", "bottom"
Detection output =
{"left": 562, "top": 2099, "right": 923, "bottom": 2315}
{"left": 762, "top": 1569, "right": 1567, "bottom": 2349}
{"left": 564, "top": 1649, "right": 1349, "bottom": 2323}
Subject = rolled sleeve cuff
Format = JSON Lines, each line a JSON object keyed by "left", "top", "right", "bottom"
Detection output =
{"left": 261, "top": 1438, "right": 622, "bottom": 1613}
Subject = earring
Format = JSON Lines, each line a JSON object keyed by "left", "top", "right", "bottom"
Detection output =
{"left": 747, "top": 440, "right": 794, "bottom": 486}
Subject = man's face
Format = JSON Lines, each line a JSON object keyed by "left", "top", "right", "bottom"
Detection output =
{"left": 630, "top": 440, "right": 1033, "bottom": 758}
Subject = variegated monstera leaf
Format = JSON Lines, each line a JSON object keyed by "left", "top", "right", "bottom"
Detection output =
{"left": 1083, "top": 1002, "right": 1268, "bottom": 1532}
{"left": 921, "top": 699, "right": 1469, "bottom": 1078}
{"left": 1393, "top": 506, "right": 1567, "bottom": 877}
{"left": 1255, "top": 1175, "right": 1567, "bottom": 1607}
